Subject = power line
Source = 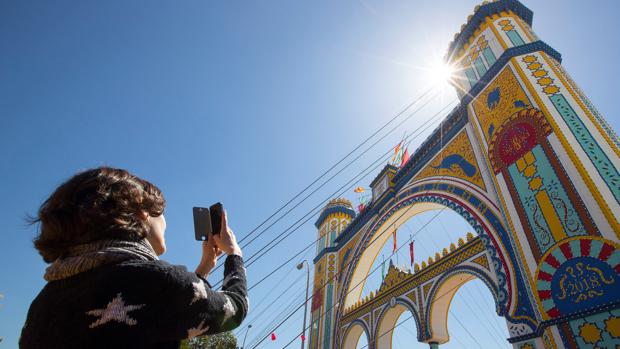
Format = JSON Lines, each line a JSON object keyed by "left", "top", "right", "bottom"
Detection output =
{"left": 248, "top": 285, "right": 307, "bottom": 348}
{"left": 235, "top": 87, "right": 433, "bottom": 247}
{"left": 234, "top": 267, "right": 306, "bottom": 338}
{"left": 212, "top": 98, "right": 454, "bottom": 289}
{"left": 253, "top": 204, "right": 448, "bottom": 348}
{"left": 239, "top": 91, "right": 440, "bottom": 261}
{"left": 432, "top": 215, "right": 508, "bottom": 341}
{"left": 233, "top": 248, "right": 314, "bottom": 339}
{"left": 250, "top": 112, "right": 469, "bottom": 348}
{"left": 273, "top": 132, "right": 505, "bottom": 349}
{"left": 411, "top": 227, "right": 506, "bottom": 347}
{"left": 208, "top": 88, "right": 438, "bottom": 278}
{"left": 241, "top": 101, "right": 454, "bottom": 287}
{"left": 232, "top": 102, "right": 455, "bottom": 342}
{"left": 356, "top": 282, "right": 486, "bottom": 349}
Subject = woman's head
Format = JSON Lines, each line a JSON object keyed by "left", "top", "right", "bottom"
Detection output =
{"left": 33, "top": 167, "right": 167, "bottom": 262}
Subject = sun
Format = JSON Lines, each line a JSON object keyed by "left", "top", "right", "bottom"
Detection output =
{"left": 426, "top": 61, "right": 456, "bottom": 87}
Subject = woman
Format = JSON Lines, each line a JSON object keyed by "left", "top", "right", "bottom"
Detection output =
{"left": 20, "top": 167, "right": 248, "bottom": 349}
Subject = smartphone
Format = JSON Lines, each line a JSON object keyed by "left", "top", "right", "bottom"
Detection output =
{"left": 210, "top": 202, "right": 223, "bottom": 235}
{"left": 193, "top": 207, "right": 212, "bottom": 241}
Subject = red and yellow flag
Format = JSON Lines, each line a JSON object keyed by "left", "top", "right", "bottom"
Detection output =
{"left": 393, "top": 228, "right": 397, "bottom": 252}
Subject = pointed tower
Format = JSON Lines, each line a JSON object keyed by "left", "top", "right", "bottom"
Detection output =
{"left": 308, "top": 198, "right": 355, "bottom": 349}
{"left": 445, "top": 0, "right": 620, "bottom": 347}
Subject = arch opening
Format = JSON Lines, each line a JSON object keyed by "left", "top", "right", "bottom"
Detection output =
{"left": 345, "top": 201, "right": 443, "bottom": 308}
{"left": 358, "top": 209, "right": 475, "bottom": 301}
{"left": 376, "top": 301, "right": 424, "bottom": 349}
{"left": 341, "top": 321, "right": 370, "bottom": 349}
{"left": 427, "top": 272, "right": 509, "bottom": 347}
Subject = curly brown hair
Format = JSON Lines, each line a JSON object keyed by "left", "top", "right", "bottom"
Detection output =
{"left": 32, "top": 167, "right": 166, "bottom": 263}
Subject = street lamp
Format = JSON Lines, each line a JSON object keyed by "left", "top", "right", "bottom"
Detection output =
{"left": 297, "top": 260, "right": 310, "bottom": 349}
{"left": 241, "top": 324, "right": 252, "bottom": 349}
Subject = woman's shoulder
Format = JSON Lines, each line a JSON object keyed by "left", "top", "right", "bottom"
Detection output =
{"left": 113, "top": 259, "right": 198, "bottom": 285}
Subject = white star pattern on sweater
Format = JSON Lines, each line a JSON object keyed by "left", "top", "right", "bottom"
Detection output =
{"left": 190, "top": 280, "right": 208, "bottom": 305}
{"left": 86, "top": 293, "right": 145, "bottom": 329}
{"left": 186, "top": 320, "right": 210, "bottom": 339}
{"left": 222, "top": 273, "right": 240, "bottom": 287}
{"left": 221, "top": 296, "right": 236, "bottom": 324}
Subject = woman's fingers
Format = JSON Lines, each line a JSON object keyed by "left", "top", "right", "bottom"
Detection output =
{"left": 221, "top": 208, "right": 228, "bottom": 235}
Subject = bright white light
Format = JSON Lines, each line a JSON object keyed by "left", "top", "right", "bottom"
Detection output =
{"left": 426, "top": 61, "right": 456, "bottom": 86}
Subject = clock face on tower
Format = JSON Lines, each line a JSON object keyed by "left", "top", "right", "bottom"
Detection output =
{"left": 373, "top": 175, "right": 389, "bottom": 201}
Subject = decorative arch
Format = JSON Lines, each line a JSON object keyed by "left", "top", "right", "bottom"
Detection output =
{"left": 341, "top": 319, "right": 371, "bottom": 349}
{"left": 339, "top": 182, "right": 513, "bottom": 313}
{"left": 334, "top": 180, "right": 540, "bottom": 344}
{"left": 424, "top": 265, "right": 501, "bottom": 343}
{"left": 375, "top": 297, "right": 423, "bottom": 348}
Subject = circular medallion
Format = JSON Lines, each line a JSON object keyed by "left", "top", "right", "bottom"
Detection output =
{"left": 390, "top": 297, "right": 396, "bottom": 308}
{"left": 535, "top": 237, "right": 620, "bottom": 319}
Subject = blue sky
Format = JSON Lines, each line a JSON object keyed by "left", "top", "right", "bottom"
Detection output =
{"left": 1, "top": 1, "right": 619, "bottom": 348}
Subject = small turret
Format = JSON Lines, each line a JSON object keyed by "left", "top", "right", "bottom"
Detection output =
{"left": 314, "top": 198, "right": 356, "bottom": 253}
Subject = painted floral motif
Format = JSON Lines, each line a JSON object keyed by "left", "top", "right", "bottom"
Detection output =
{"left": 569, "top": 309, "right": 620, "bottom": 348}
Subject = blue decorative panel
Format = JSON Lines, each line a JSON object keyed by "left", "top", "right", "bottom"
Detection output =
{"left": 507, "top": 145, "right": 586, "bottom": 253}
{"left": 483, "top": 46, "right": 497, "bottom": 67}
{"left": 549, "top": 93, "right": 620, "bottom": 205}
{"left": 507, "top": 30, "right": 525, "bottom": 46}
{"left": 474, "top": 56, "right": 488, "bottom": 78}
{"left": 323, "top": 284, "right": 333, "bottom": 348}
{"left": 465, "top": 67, "right": 478, "bottom": 87}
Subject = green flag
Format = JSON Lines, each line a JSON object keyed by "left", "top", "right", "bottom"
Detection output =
{"left": 381, "top": 254, "right": 385, "bottom": 282}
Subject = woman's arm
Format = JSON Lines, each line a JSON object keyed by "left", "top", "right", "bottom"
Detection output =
{"left": 157, "top": 255, "right": 248, "bottom": 340}
{"left": 170, "top": 209, "right": 247, "bottom": 338}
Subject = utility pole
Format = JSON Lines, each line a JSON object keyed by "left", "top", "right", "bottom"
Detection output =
{"left": 297, "top": 260, "right": 310, "bottom": 349}
{"left": 241, "top": 324, "right": 252, "bottom": 349}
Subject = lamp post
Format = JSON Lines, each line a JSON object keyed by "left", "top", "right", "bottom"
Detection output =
{"left": 241, "top": 324, "right": 252, "bottom": 349}
{"left": 297, "top": 260, "right": 310, "bottom": 349}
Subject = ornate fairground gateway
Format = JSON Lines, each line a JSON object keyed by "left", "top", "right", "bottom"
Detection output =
{"left": 307, "top": 0, "right": 620, "bottom": 348}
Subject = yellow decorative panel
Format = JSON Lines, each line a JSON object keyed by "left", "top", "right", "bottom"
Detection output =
{"left": 414, "top": 130, "right": 486, "bottom": 190}
{"left": 471, "top": 255, "right": 489, "bottom": 270}
{"left": 471, "top": 66, "right": 532, "bottom": 143}
{"left": 422, "top": 282, "right": 433, "bottom": 301}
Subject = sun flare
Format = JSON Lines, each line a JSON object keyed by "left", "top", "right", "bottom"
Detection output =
{"left": 426, "top": 61, "right": 456, "bottom": 87}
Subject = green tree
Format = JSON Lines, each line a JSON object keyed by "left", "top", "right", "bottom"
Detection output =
{"left": 180, "top": 332, "right": 237, "bottom": 349}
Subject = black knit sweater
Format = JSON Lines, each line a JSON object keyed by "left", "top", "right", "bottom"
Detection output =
{"left": 20, "top": 255, "right": 248, "bottom": 349}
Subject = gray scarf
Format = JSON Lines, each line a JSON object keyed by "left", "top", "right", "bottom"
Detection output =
{"left": 44, "top": 239, "right": 159, "bottom": 281}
